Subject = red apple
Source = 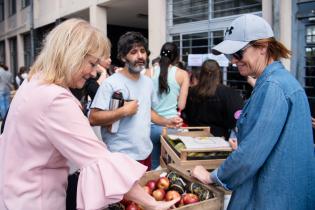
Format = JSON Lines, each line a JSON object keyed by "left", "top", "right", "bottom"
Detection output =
{"left": 182, "top": 193, "right": 199, "bottom": 205}
{"left": 152, "top": 188, "right": 166, "bottom": 201}
{"left": 146, "top": 179, "right": 157, "bottom": 191}
{"left": 165, "top": 190, "right": 181, "bottom": 202}
{"left": 177, "top": 196, "right": 185, "bottom": 207}
{"left": 143, "top": 186, "right": 152, "bottom": 195}
{"left": 120, "top": 198, "right": 132, "bottom": 207}
{"left": 156, "top": 177, "right": 170, "bottom": 190}
{"left": 126, "top": 202, "right": 140, "bottom": 210}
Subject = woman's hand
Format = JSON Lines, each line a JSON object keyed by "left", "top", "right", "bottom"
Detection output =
{"left": 229, "top": 138, "right": 238, "bottom": 150}
{"left": 191, "top": 165, "right": 213, "bottom": 185}
{"left": 166, "top": 116, "right": 183, "bottom": 128}
{"left": 144, "top": 198, "right": 180, "bottom": 210}
{"left": 124, "top": 183, "right": 179, "bottom": 210}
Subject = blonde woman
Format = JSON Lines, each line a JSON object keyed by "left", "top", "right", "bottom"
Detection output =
{"left": 0, "top": 19, "right": 178, "bottom": 210}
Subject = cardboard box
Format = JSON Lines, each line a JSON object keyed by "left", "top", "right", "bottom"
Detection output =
{"left": 139, "top": 165, "right": 224, "bottom": 210}
{"left": 160, "top": 127, "right": 232, "bottom": 170}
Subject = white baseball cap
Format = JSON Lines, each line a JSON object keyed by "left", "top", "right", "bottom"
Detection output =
{"left": 212, "top": 14, "right": 274, "bottom": 55}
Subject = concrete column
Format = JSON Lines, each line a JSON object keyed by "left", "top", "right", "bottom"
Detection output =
{"left": 89, "top": 5, "right": 107, "bottom": 36}
{"left": 262, "top": 0, "right": 272, "bottom": 26}
{"left": 262, "top": 0, "right": 291, "bottom": 70}
{"left": 17, "top": 34, "right": 24, "bottom": 67}
{"left": 279, "top": 0, "right": 292, "bottom": 70}
{"left": 148, "top": 0, "right": 166, "bottom": 64}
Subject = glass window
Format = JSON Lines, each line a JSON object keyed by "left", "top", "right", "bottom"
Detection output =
{"left": 306, "top": 25, "right": 315, "bottom": 44}
{"left": 171, "top": 0, "right": 208, "bottom": 25}
{"left": 212, "top": 0, "right": 262, "bottom": 18}
{"left": 9, "top": 0, "right": 16, "bottom": 16}
{"left": 23, "top": 33, "right": 31, "bottom": 68}
{"left": 0, "top": 0, "right": 4, "bottom": 21}
{"left": 22, "top": 0, "right": 30, "bottom": 8}
{"left": 173, "top": 31, "right": 224, "bottom": 65}
{"left": 172, "top": 30, "right": 254, "bottom": 99}
{"left": 9, "top": 37, "right": 18, "bottom": 78}
{"left": 304, "top": 46, "right": 315, "bottom": 99}
{"left": 0, "top": 41, "right": 5, "bottom": 64}
{"left": 168, "top": 0, "right": 262, "bottom": 25}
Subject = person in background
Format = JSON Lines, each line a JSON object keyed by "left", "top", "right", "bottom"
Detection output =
{"left": 191, "top": 14, "right": 315, "bottom": 210}
{"left": 312, "top": 117, "right": 315, "bottom": 128}
{"left": 148, "top": 42, "right": 190, "bottom": 169}
{"left": 0, "top": 19, "right": 179, "bottom": 210}
{"left": 151, "top": 56, "right": 160, "bottom": 67}
{"left": 0, "top": 63, "right": 13, "bottom": 119}
{"left": 15, "top": 66, "right": 28, "bottom": 87}
{"left": 85, "top": 56, "right": 112, "bottom": 101}
{"left": 175, "top": 61, "right": 186, "bottom": 70}
{"left": 189, "top": 69, "right": 200, "bottom": 87}
{"left": 89, "top": 32, "right": 182, "bottom": 171}
{"left": 182, "top": 59, "right": 244, "bottom": 140}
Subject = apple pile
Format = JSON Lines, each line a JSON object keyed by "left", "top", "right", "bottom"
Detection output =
{"left": 107, "top": 171, "right": 214, "bottom": 210}
{"left": 142, "top": 171, "right": 214, "bottom": 208}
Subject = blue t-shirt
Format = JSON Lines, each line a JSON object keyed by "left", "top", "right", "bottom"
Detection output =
{"left": 91, "top": 72, "right": 154, "bottom": 160}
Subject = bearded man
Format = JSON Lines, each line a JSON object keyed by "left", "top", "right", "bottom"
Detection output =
{"left": 89, "top": 32, "right": 182, "bottom": 170}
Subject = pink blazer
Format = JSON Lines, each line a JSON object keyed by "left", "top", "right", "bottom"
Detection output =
{"left": 0, "top": 77, "right": 146, "bottom": 210}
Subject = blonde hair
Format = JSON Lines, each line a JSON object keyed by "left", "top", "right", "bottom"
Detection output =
{"left": 29, "top": 18, "right": 111, "bottom": 87}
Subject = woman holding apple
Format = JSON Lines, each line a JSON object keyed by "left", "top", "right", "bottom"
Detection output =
{"left": 192, "top": 14, "right": 315, "bottom": 210}
{"left": 0, "top": 19, "right": 179, "bottom": 210}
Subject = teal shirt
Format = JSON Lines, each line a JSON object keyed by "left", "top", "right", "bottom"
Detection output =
{"left": 152, "top": 65, "right": 180, "bottom": 118}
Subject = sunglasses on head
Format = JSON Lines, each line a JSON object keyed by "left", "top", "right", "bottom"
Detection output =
{"left": 228, "top": 44, "right": 252, "bottom": 61}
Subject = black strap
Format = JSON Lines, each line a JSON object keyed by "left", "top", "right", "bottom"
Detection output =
{"left": 1, "top": 108, "right": 9, "bottom": 134}
{"left": 66, "top": 171, "right": 80, "bottom": 210}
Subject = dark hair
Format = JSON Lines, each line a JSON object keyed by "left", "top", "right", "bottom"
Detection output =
{"left": 176, "top": 61, "right": 186, "bottom": 70}
{"left": 19, "top": 66, "right": 27, "bottom": 74}
{"left": 192, "top": 59, "right": 221, "bottom": 98}
{"left": 117, "top": 31, "right": 150, "bottom": 62}
{"left": 158, "top": 42, "right": 179, "bottom": 95}
{"left": 0, "top": 63, "right": 8, "bottom": 71}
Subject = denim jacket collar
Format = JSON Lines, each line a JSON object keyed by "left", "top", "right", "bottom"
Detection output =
{"left": 253, "top": 61, "right": 283, "bottom": 92}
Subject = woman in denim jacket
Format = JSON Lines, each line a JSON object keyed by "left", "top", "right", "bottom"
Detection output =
{"left": 192, "top": 14, "right": 315, "bottom": 210}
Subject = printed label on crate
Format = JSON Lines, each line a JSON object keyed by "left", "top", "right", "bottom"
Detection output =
{"left": 168, "top": 135, "right": 231, "bottom": 149}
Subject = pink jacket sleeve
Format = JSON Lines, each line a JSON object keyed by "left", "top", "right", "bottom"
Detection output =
{"left": 44, "top": 92, "right": 147, "bottom": 209}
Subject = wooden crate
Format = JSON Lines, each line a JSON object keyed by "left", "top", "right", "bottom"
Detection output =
{"left": 160, "top": 127, "right": 232, "bottom": 170}
{"left": 139, "top": 165, "right": 224, "bottom": 210}
{"left": 169, "top": 164, "right": 232, "bottom": 210}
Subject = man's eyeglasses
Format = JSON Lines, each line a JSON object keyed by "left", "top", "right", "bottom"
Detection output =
{"left": 228, "top": 44, "right": 251, "bottom": 61}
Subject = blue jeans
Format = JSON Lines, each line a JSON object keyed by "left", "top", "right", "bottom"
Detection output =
{"left": 150, "top": 124, "right": 177, "bottom": 169}
{"left": 0, "top": 92, "right": 10, "bottom": 119}
{"left": 150, "top": 124, "right": 163, "bottom": 170}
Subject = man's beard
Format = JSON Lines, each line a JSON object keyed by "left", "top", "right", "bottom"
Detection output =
{"left": 125, "top": 59, "right": 146, "bottom": 74}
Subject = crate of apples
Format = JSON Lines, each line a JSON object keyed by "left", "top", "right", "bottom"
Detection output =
{"left": 142, "top": 171, "right": 214, "bottom": 209}
{"left": 108, "top": 169, "right": 222, "bottom": 210}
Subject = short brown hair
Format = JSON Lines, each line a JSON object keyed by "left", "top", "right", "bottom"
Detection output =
{"left": 251, "top": 37, "right": 291, "bottom": 62}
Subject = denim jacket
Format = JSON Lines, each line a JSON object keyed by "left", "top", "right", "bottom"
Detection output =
{"left": 211, "top": 61, "right": 315, "bottom": 210}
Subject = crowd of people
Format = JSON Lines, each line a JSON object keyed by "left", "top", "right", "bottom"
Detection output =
{"left": 0, "top": 14, "right": 314, "bottom": 210}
